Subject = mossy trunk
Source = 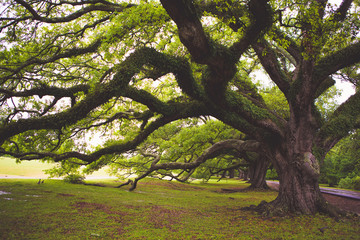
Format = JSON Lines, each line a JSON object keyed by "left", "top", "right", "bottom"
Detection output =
{"left": 259, "top": 135, "right": 342, "bottom": 216}
{"left": 256, "top": 101, "right": 342, "bottom": 215}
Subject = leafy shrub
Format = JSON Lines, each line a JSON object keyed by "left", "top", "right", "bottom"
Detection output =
{"left": 338, "top": 176, "right": 360, "bottom": 190}
{"left": 352, "top": 176, "right": 360, "bottom": 190}
{"left": 338, "top": 177, "right": 353, "bottom": 189}
{"left": 63, "top": 174, "right": 85, "bottom": 184}
{"left": 266, "top": 169, "right": 278, "bottom": 180}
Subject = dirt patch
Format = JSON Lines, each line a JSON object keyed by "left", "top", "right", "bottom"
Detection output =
{"left": 82, "top": 183, "right": 107, "bottom": 187}
{"left": 70, "top": 201, "right": 129, "bottom": 216}
{"left": 323, "top": 193, "right": 360, "bottom": 214}
{"left": 70, "top": 201, "right": 130, "bottom": 235}
{"left": 71, "top": 201, "right": 112, "bottom": 213}
{"left": 57, "top": 193, "right": 75, "bottom": 197}
{"left": 41, "top": 190, "right": 53, "bottom": 193}
{"left": 139, "top": 180, "right": 204, "bottom": 191}
{"left": 218, "top": 187, "right": 269, "bottom": 193}
{"left": 147, "top": 205, "right": 188, "bottom": 230}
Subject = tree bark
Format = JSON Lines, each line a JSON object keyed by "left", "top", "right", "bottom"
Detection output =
{"left": 247, "top": 157, "right": 269, "bottom": 190}
{"left": 228, "top": 169, "right": 235, "bottom": 178}
{"left": 272, "top": 151, "right": 323, "bottom": 214}
{"left": 256, "top": 146, "right": 341, "bottom": 216}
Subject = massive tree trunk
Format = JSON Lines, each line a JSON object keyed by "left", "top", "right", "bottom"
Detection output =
{"left": 253, "top": 147, "right": 344, "bottom": 216}
{"left": 247, "top": 156, "right": 269, "bottom": 190}
{"left": 270, "top": 149, "right": 323, "bottom": 214}
{"left": 257, "top": 106, "right": 341, "bottom": 215}
{"left": 228, "top": 168, "right": 235, "bottom": 178}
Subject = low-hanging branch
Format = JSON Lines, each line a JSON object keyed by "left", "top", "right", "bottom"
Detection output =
{"left": 315, "top": 91, "right": 360, "bottom": 157}
{"left": 127, "top": 139, "right": 260, "bottom": 190}
{"left": 0, "top": 47, "right": 196, "bottom": 144}
{"left": 0, "top": 101, "right": 209, "bottom": 163}
{"left": 0, "top": 84, "right": 90, "bottom": 100}
{"left": 313, "top": 41, "right": 360, "bottom": 87}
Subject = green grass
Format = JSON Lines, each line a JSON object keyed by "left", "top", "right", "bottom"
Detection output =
{"left": 0, "top": 156, "right": 55, "bottom": 177}
{"left": 0, "top": 178, "right": 359, "bottom": 240}
{"left": 0, "top": 157, "right": 111, "bottom": 179}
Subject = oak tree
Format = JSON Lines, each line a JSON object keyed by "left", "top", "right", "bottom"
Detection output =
{"left": 1, "top": 0, "right": 359, "bottom": 215}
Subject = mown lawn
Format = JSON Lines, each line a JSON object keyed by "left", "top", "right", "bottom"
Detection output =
{"left": 0, "top": 157, "right": 55, "bottom": 178}
{"left": 0, "top": 156, "right": 111, "bottom": 179}
{"left": 0, "top": 178, "right": 359, "bottom": 240}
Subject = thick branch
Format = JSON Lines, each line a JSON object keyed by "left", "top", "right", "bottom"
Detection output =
{"left": 151, "top": 139, "right": 260, "bottom": 171}
{"left": 160, "top": 0, "right": 211, "bottom": 64}
{"left": 315, "top": 91, "right": 360, "bottom": 157}
{"left": 0, "top": 84, "right": 90, "bottom": 100}
{"left": 0, "top": 47, "right": 199, "bottom": 144}
{"left": 14, "top": 0, "right": 133, "bottom": 23}
{"left": 2, "top": 39, "right": 103, "bottom": 81}
{"left": 332, "top": 0, "right": 353, "bottom": 22}
{"left": 220, "top": 92, "right": 286, "bottom": 139}
{"left": 229, "top": 0, "right": 273, "bottom": 59}
{"left": 252, "top": 40, "right": 291, "bottom": 95}
{"left": 314, "top": 41, "right": 360, "bottom": 85}
{"left": 1, "top": 101, "right": 208, "bottom": 163}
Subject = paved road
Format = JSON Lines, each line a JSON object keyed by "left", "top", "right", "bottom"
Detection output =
{"left": 267, "top": 181, "right": 360, "bottom": 200}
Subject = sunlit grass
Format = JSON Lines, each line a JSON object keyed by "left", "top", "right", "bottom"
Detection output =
{"left": 0, "top": 156, "right": 112, "bottom": 179}
{"left": 0, "top": 156, "right": 55, "bottom": 177}
{"left": 0, "top": 178, "right": 359, "bottom": 239}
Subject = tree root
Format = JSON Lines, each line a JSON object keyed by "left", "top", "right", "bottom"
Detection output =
{"left": 115, "top": 179, "right": 133, "bottom": 188}
{"left": 241, "top": 200, "right": 289, "bottom": 217}
{"left": 221, "top": 185, "right": 271, "bottom": 193}
{"left": 242, "top": 199, "right": 349, "bottom": 218}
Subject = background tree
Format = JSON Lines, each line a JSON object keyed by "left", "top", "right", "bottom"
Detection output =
{"left": 320, "top": 130, "right": 360, "bottom": 189}
{"left": 104, "top": 119, "right": 269, "bottom": 189}
{"left": 0, "top": 0, "right": 359, "bottom": 216}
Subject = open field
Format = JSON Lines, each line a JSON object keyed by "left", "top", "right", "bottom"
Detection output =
{"left": 0, "top": 157, "right": 55, "bottom": 178}
{"left": 0, "top": 157, "right": 112, "bottom": 179}
{"left": 0, "top": 178, "right": 359, "bottom": 240}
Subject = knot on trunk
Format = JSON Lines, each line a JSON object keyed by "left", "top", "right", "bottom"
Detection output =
{"left": 299, "top": 152, "right": 320, "bottom": 180}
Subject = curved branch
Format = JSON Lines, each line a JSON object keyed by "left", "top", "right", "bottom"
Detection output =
{"left": 229, "top": 0, "right": 273, "bottom": 59}
{"left": 2, "top": 39, "right": 103, "bottom": 82}
{"left": 160, "top": 0, "right": 272, "bottom": 102}
{"left": 252, "top": 40, "right": 291, "bottom": 95}
{"left": 332, "top": 0, "right": 353, "bottom": 22}
{"left": 315, "top": 91, "right": 360, "bottom": 158}
{"left": 14, "top": 0, "right": 134, "bottom": 23}
{"left": 216, "top": 89, "right": 286, "bottom": 141}
{"left": 0, "top": 47, "right": 200, "bottom": 144}
{"left": 314, "top": 41, "right": 360, "bottom": 86}
{"left": 0, "top": 84, "right": 90, "bottom": 100}
{"left": 152, "top": 139, "right": 260, "bottom": 171}
{"left": 160, "top": 0, "right": 211, "bottom": 64}
{"left": 1, "top": 101, "right": 208, "bottom": 163}
{"left": 127, "top": 139, "right": 260, "bottom": 190}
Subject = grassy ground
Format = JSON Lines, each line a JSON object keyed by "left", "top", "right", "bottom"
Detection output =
{"left": 0, "top": 178, "right": 359, "bottom": 240}
{"left": 0, "top": 156, "right": 55, "bottom": 177}
{"left": 0, "top": 156, "right": 111, "bottom": 179}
